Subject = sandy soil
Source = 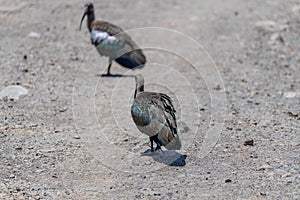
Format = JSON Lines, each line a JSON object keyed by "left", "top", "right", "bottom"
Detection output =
{"left": 0, "top": 0, "right": 299, "bottom": 199}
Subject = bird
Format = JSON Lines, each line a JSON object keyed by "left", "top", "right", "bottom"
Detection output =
{"left": 79, "top": 2, "right": 146, "bottom": 76}
{"left": 131, "top": 74, "right": 181, "bottom": 152}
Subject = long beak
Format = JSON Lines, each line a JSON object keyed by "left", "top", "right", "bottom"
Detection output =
{"left": 79, "top": 10, "right": 87, "bottom": 31}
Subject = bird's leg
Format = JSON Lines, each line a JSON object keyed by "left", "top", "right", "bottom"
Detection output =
{"left": 106, "top": 62, "right": 112, "bottom": 75}
{"left": 150, "top": 137, "right": 154, "bottom": 152}
{"left": 155, "top": 144, "right": 163, "bottom": 152}
{"left": 102, "top": 58, "right": 112, "bottom": 76}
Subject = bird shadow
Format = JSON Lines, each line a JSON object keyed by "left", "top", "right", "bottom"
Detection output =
{"left": 141, "top": 150, "right": 187, "bottom": 167}
{"left": 97, "top": 73, "right": 135, "bottom": 78}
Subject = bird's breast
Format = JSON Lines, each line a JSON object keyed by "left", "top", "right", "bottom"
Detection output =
{"left": 131, "top": 103, "right": 151, "bottom": 127}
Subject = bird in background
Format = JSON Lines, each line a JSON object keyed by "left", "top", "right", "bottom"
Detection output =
{"left": 131, "top": 74, "right": 181, "bottom": 152}
{"left": 79, "top": 2, "right": 146, "bottom": 76}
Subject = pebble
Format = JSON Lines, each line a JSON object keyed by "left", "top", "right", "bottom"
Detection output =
{"left": 255, "top": 20, "right": 280, "bottom": 32}
{"left": 257, "top": 164, "right": 273, "bottom": 171}
{"left": 59, "top": 107, "right": 68, "bottom": 112}
{"left": 283, "top": 91, "right": 298, "bottom": 98}
{"left": 0, "top": 85, "right": 29, "bottom": 100}
{"left": 15, "top": 146, "right": 22, "bottom": 150}
{"left": 244, "top": 139, "right": 254, "bottom": 146}
{"left": 73, "top": 135, "right": 80, "bottom": 139}
{"left": 28, "top": 32, "right": 41, "bottom": 38}
{"left": 282, "top": 173, "right": 292, "bottom": 178}
{"left": 270, "top": 33, "right": 284, "bottom": 43}
{"left": 9, "top": 174, "right": 15, "bottom": 178}
{"left": 292, "top": 5, "right": 300, "bottom": 14}
{"left": 225, "top": 179, "right": 232, "bottom": 183}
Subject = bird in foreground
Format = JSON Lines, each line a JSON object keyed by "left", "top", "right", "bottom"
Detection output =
{"left": 79, "top": 2, "right": 146, "bottom": 76}
{"left": 131, "top": 74, "right": 181, "bottom": 152}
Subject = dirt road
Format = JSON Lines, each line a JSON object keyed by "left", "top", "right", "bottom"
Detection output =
{"left": 0, "top": 0, "right": 299, "bottom": 199}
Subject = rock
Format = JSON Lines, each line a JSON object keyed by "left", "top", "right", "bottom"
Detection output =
{"left": 282, "top": 173, "right": 292, "bottom": 178}
{"left": 15, "top": 146, "right": 22, "bottom": 150}
{"left": 73, "top": 135, "right": 80, "bottom": 139}
{"left": 244, "top": 139, "right": 254, "bottom": 146}
{"left": 28, "top": 32, "right": 41, "bottom": 38}
{"left": 292, "top": 5, "right": 300, "bottom": 14}
{"left": 257, "top": 164, "right": 273, "bottom": 171}
{"left": 255, "top": 20, "right": 280, "bottom": 32}
{"left": 0, "top": 85, "right": 29, "bottom": 100}
{"left": 39, "top": 148, "right": 56, "bottom": 153}
{"left": 270, "top": 33, "right": 284, "bottom": 43}
{"left": 9, "top": 174, "right": 15, "bottom": 178}
{"left": 59, "top": 107, "right": 68, "bottom": 112}
{"left": 283, "top": 91, "right": 298, "bottom": 98}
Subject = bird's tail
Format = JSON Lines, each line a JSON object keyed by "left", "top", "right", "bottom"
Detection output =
{"left": 165, "top": 134, "right": 181, "bottom": 150}
{"left": 115, "top": 49, "right": 146, "bottom": 69}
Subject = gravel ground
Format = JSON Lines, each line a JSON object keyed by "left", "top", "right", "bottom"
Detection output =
{"left": 0, "top": 0, "right": 299, "bottom": 199}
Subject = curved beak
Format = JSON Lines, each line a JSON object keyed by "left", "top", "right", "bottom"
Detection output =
{"left": 79, "top": 8, "right": 87, "bottom": 31}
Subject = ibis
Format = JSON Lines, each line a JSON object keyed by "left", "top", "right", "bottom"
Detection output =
{"left": 131, "top": 74, "right": 181, "bottom": 152}
{"left": 79, "top": 2, "right": 146, "bottom": 76}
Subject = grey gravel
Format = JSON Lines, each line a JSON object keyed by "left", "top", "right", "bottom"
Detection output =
{"left": 0, "top": 0, "right": 299, "bottom": 199}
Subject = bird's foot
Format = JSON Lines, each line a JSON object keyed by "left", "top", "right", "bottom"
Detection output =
{"left": 155, "top": 146, "right": 163, "bottom": 153}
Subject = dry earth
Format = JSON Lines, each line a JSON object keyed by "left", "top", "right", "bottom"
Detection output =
{"left": 0, "top": 0, "right": 299, "bottom": 199}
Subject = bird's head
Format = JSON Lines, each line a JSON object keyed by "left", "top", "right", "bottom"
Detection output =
{"left": 134, "top": 74, "right": 144, "bottom": 98}
{"left": 79, "top": 2, "right": 95, "bottom": 31}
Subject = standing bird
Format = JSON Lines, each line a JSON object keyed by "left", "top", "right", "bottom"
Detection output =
{"left": 79, "top": 2, "right": 146, "bottom": 76}
{"left": 131, "top": 74, "right": 181, "bottom": 152}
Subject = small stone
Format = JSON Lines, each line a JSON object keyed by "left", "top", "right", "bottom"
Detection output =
{"left": 292, "top": 5, "right": 300, "bottom": 14}
{"left": 282, "top": 173, "right": 292, "bottom": 178}
{"left": 51, "top": 173, "right": 58, "bottom": 178}
{"left": 213, "top": 85, "right": 221, "bottom": 90}
{"left": 59, "top": 107, "right": 68, "bottom": 112}
{"left": 258, "top": 164, "right": 273, "bottom": 171}
{"left": 244, "top": 139, "right": 254, "bottom": 146}
{"left": 28, "top": 32, "right": 41, "bottom": 38}
{"left": 35, "top": 169, "right": 43, "bottom": 173}
{"left": 0, "top": 85, "right": 29, "bottom": 100}
{"left": 287, "top": 111, "right": 299, "bottom": 118}
{"left": 29, "top": 123, "right": 38, "bottom": 128}
{"left": 225, "top": 179, "right": 232, "bottom": 183}
{"left": 255, "top": 20, "right": 280, "bottom": 32}
{"left": 15, "top": 146, "right": 22, "bottom": 150}
{"left": 73, "top": 135, "right": 80, "bottom": 139}
{"left": 270, "top": 33, "right": 284, "bottom": 43}
{"left": 54, "top": 129, "right": 62, "bottom": 133}
{"left": 40, "top": 148, "right": 56, "bottom": 153}
{"left": 283, "top": 92, "right": 297, "bottom": 98}
{"left": 9, "top": 174, "right": 15, "bottom": 178}
{"left": 260, "top": 192, "right": 266, "bottom": 196}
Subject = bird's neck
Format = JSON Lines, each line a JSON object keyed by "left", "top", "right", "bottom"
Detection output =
{"left": 87, "top": 12, "right": 95, "bottom": 32}
{"left": 134, "top": 85, "right": 144, "bottom": 98}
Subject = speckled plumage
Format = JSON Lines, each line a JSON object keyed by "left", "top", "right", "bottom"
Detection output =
{"left": 131, "top": 75, "right": 181, "bottom": 151}
{"left": 79, "top": 2, "right": 146, "bottom": 75}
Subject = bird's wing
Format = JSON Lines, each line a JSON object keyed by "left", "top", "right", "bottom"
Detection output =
{"left": 92, "top": 20, "right": 137, "bottom": 47}
{"left": 91, "top": 30, "right": 118, "bottom": 46}
{"left": 148, "top": 93, "right": 178, "bottom": 137}
{"left": 90, "top": 20, "right": 146, "bottom": 68}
